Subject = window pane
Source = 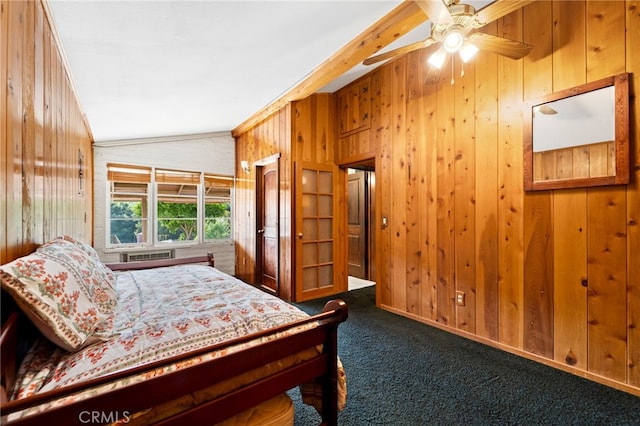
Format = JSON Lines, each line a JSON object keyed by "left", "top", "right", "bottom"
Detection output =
{"left": 302, "top": 194, "right": 317, "bottom": 216}
{"left": 303, "top": 218, "right": 318, "bottom": 240}
{"left": 204, "top": 175, "right": 232, "bottom": 240}
{"left": 318, "top": 218, "right": 332, "bottom": 240}
{"left": 318, "top": 171, "right": 332, "bottom": 193}
{"left": 303, "top": 267, "right": 318, "bottom": 290}
{"left": 204, "top": 202, "right": 231, "bottom": 240}
{"left": 303, "top": 243, "right": 318, "bottom": 267}
{"left": 318, "top": 241, "right": 333, "bottom": 264}
{"left": 157, "top": 183, "right": 198, "bottom": 242}
{"left": 109, "top": 175, "right": 149, "bottom": 245}
{"left": 318, "top": 194, "right": 332, "bottom": 216}
{"left": 318, "top": 264, "right": 333, "bottom": 287}
{"left": 109, "top": 199, "right": 148, "bottom": 245}
{"left": 302, "top": 169, "right": 316, "bottom": 192}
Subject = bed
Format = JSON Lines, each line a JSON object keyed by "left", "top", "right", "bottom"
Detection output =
{"left": 0, "top": 236, "right": 347, "bottom": 425}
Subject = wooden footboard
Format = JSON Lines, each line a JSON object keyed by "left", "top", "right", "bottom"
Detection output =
{"left": 0, "top": 299, "right": 348, "bottom": 425}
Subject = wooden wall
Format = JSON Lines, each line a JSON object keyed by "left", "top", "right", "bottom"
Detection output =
{"left": 333, "top": 0, "right": 638, "bottom": 395}
{"left": 1, "top": 0, "right": 93, "bottom": 265}
{"left": 235, "top": 106, "right": 291, "bottom": 298}
{"left": 234, "top": 94, "right": 343, "bottom": 302}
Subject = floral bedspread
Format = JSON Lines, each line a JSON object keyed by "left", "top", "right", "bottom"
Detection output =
{"left": 11, "top": 265, "right": 316, "bottom": 400}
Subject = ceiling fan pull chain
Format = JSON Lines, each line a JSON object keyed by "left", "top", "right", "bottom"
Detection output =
{"left": 451, "top": 57, "right": 455, "bottom": 85}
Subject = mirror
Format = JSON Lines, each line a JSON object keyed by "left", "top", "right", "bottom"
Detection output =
{"left": 524, "top": 73, "right": 630, "bottom": 191}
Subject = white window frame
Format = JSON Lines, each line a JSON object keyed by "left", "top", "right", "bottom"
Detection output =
{"left": 106, "top": 164, "right": 233, "bottom": 249}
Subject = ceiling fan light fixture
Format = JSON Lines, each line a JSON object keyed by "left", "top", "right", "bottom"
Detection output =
{"left": 443, "top": 29, "right": 464, "bottom": 53}
{"left": 458, "top": 41, "right": 479, "bottom": 63}
{"left": 427, "top": 47, "right": 448, "bottom": 69}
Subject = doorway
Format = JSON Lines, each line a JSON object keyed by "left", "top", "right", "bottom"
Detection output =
{"left": 347, "top": 167, "right": 375, "bottom": 291}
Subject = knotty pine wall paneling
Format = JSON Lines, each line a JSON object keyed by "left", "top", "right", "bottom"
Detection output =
{"left": 420, "top": 48, "right": 440, "bottom": 323}
{"left": 550, "top": 0, "right": 589, "bottom": 372}
{"left": 626, "top": 0, "right": 640, "bottom": 389}
{"left": 278, "top": 107, "right": 293, "bottom": 302}
{"left": 496, "top": 9, "right": 525, "bottom": 350}
{"left": 2, "top": 0, "right": 93, "bottom": 264}
{"left": 405, "top": 47, "right": 423, "bottom": 317}
{"left": 522, "top": 0, "right": 554, "bottom": 359}
{"left": 372, "top": 64, "right": 394, "bottom": 307}
{"left": 585, "top": 0, "right": 628, "bottom": 384}
{"left": 5, "top": 0, "right": 24, "bottom": 262}
{"left": 339, "top": 0, "right": 639, "bottom": 395}
{"left": 474, "top": 21, "right": 500, "bottom": 342}
{"left": 1, "top": 0, "right": 10, "bottom": 262}
{"left": 453, "top": 43, "right": 476, "bottom": 333}
{"left": 23, "top": 0, "right": 36, "bottom": 251}
{"left": 435, "top": 56, "right": 456, "bottom": 328}
{"left": 391, "top": 58, "right": 409, "bottom": 313}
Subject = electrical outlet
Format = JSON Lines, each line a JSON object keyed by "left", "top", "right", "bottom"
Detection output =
{"left": 455, "top": 290, "right": 465, "bottom": 306}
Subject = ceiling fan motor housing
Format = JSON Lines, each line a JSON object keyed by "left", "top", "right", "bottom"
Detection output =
{"left": 431, "top": 3, "right": 476, "bottom": 41}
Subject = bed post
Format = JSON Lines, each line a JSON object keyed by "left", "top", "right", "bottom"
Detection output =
{"left": 1, "top": 312, "right": 18, "bottom": 404}
{"left": 320, "top": 300, "right": 348, "bottom": 426}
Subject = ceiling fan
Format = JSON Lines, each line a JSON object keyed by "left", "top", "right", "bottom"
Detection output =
{"left": 363, "top": 0, "right": 534, "bottom": 72}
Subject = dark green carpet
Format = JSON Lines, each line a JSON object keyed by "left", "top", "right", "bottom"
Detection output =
{"left": 289, "top": 286, "right": 640, "bottom": 425}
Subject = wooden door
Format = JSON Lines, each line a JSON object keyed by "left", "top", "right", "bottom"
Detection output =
{"left": 348, "top": 170, "right": 367, "bottom": 279}
{"left": 256, "top": 161, "right": 279, "bottom": 294}
{"left": 295, "top": 162, "right": 340, "bottom": 301}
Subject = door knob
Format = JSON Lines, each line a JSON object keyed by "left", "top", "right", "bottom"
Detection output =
{"left": 257, "top": 229, "right": 264, "bottom": 234}
{"left": 298, "top": 233, "right": 303, "bottom": 239}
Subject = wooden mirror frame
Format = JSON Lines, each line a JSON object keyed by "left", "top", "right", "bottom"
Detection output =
{"left": 523, "top": 73, "right": 630, "bottom": 191}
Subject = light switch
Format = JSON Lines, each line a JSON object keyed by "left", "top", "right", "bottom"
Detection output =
{"left": 381, "top": 216, "right": 388, "bottom": 228}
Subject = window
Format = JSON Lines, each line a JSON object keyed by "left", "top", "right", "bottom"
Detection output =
{"left": 108, "top": 164, "right": 151, "bottom": 245}
{"left": 156, "top": 169, "right": 200, "bottom": 243}
{"left": 107, "top": 164, "right": 233, "bottom": 248}
{"left": 204, "top": 175, "right": 233, "bottom": 240}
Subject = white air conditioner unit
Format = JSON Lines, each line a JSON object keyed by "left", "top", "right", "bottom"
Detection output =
{"left": 121, "top": 250, "right": 175, "bottom": 263}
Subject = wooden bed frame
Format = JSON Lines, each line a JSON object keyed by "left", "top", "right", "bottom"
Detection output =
{"left": 1, "top": 255, "right": 348, "bottom": 425}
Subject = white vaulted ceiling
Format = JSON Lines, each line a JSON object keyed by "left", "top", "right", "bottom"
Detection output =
{"left": 46, "top": 0, "right": 492, "bottom": 142}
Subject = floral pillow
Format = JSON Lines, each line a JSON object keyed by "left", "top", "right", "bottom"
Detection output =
{"left": 55, "top": 235, "right": 104, "bottom": 265}
{"left": 0, "top": 238, "right": 117, "bottom": 351}
{"left": 49, "top": 236, "right": 116, "bottom": 292}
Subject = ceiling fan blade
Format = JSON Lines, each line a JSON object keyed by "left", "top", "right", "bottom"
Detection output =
{"left": 473, "top": 0, "right": 535, "bottom": 27}
{"left": 414, "top": 0, "right": 452, "bottom": 26}
{"left": 363, "top": 38, "right": 435, "bottom": 66}
{"left": 468, "top": 32, "right": 532, "bottom": 59}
